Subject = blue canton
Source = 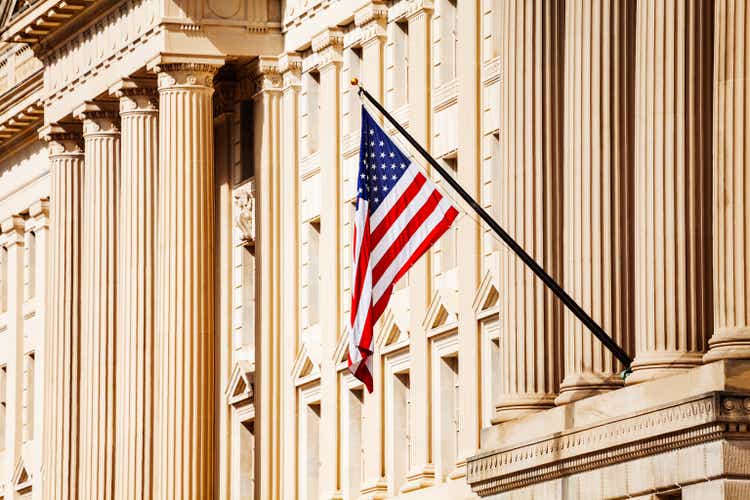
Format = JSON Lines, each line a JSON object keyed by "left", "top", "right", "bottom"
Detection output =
{"left": 357, "top": 108, "right": 412, "bottom": 213}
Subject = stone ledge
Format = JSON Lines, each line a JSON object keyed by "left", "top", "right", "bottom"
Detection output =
{"left": 467, "top": 360, "right": 750, "bottom": 497}
{"left": 468, "top": 392, "right": 750, "bottom": 496}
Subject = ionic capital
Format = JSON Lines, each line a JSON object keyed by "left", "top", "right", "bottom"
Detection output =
{"left": 39, "top": 122, "right": 84, "bottom": 156}
{"left": 313, "top": 27, "right": 344, "bottom": 69}
{"left": 73, "top": 101, "right": 120, "bottom": 136}
{"left": 241, "top": 56, "right": 282, "bottom": 99}
{"left": 355, "top": 1, "right": 388, "bottom": 44}
{"left": 109, "top": 78, "right": 158, "bottom": 115}
{"left": 147, "top": 56, "right": 223, "bottom": 91}
{"left": 279, "top": 52, "right": 302, "bottom": 90}
{"left": 1, "top": 215, "right": 26, "bottom": 245}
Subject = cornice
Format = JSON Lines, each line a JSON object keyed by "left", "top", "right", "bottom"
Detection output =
{"left": 0, "top": 69, "right": 43, "bottom": 148}
{"left": 466, "top": 391, "right": 750, "bottom": 496}
{"left": 312, "top": 27, "right": 343, "bottom": 68}
{"left": 1, "top": 0, "right": 99, "bottom": 45}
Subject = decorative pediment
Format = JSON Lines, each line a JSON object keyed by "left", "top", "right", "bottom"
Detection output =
{"left": 375, "top": 308, "right": 408, "bottom": 350}
{"left": 225, "top": 360, "right": 255, "bottom": 407}
{"left": 292, "top": 342, "right": 320, "bottom": 385}
{"left": 473, "top": 270, "right": 500, "bottom": 317}
{"left": 12, "top": 458, "right": 31, "bottom": 492}
{"left": 423, "top": 288, "right": 459, "bottom": 332}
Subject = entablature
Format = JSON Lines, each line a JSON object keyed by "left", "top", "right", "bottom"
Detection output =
{"left": 1, "top": 0, "right": 100, "bottom": 45}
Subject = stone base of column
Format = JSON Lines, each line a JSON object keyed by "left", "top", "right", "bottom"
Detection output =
{"left": 359, "top": 479, "right": 389, "bottom": 500}
{"left": 400, "top": 464, "right": 435, "bottom": 493}
{"left": 626, "top": 352, "right": 704, "bottom": 384}
{"left": 704, "top": 328, "right": 750, "bottom": 363}
{"left": 554, "top": 372, "right": 623, "bottom": 405}
{"left": 493, "top": 394, "right": 557, "bottom": 424}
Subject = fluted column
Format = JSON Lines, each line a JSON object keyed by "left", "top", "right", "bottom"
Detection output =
{"left": 556, "top": 0, "right": 635, "bottom": 404}
{"left": 153, "top": 61, "right": 219, "bottom": 499}
{"left": 251, "top": 57, "right": 284, "bottom": 500}
{"left": 110, "top": 79, "right": 158, "bottom": 500}
{"left": 629, "top": 0, "right": 713, "bottom": 383}
{"left": 40, "top": 124, "right": 84, "bottom": 500}
{"left": 74, "top": 101, "right": 120, "bottom": 500}
{"left": 279, "top": 52, "right": 302, "bottom": 500}
{"left": 313, "top": 28, "right": 344, "bottom": 500}
{"left": 495, "top": 0, "right": 565, "bottom": 422}
{"left": 705, "top": 0, "right": 750, "bottom": 362}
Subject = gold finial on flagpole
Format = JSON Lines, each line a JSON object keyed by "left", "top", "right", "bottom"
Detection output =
{"left": 350, "top": 77, "right": 359, "bottom": 86}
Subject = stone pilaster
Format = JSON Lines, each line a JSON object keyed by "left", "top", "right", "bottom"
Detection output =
{"left": 454, "top": 0, "right": 480, "bottom": 478}
{"left": 153, "top": 60, "right": 219, "bottom": 498}
{"left": 40, "top": 124, "right": 84, "bottom": 500}
{"left": 1, "top": 216, "right": 25, "bottom": 498}
{"left": 355, "top": 1, "right": 387, "bottom": 100}
{"left": 279, "top": 51, "right": 302, "bottom": 500}
{"left": 109, "top": 79, "right": 158, "bottom": 500}
{"left": 494, "top": 0, "right": 565, "bottom": 422}
{"left": 556, "top": 0, "right": 635, "bottom": 404}
{"left": 629, "top": 0, "right": 713, "bottom": 383}
{"left": 398, "top": 2, "right": 437, "bottom": 492}
{"left": 705, "top": 0, "right": 750, "bottom": 362}
{"left": 213, "top": 75, "right": 238, "bottom": 500}
{"left": 250, "top": 56, "right": 285, "bottom": 500}
{"left": 313, "top": 27, "right": 344, "bottom": 500}
{"left": 74, "top": 100, "right": 120, "bottom": 500}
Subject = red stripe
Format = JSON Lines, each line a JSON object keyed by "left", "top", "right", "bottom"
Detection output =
{"left": 370, "top": 173, "right": 426, "bottom": 247}
{"left": 372, "top": 206, "right": 458, "bottom": 320}
{"left": 353, "top": 357, "right": 373, "bottom": 393}
{"left": 349, "top": 215, "right": 371, "bottom": 326}
{"left": 371, "top": 189, "right": 443, "bottom": 282}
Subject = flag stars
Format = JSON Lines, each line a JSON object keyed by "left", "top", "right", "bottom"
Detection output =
{"left": 380, "top": 152, "right": 386, "bottom": 158}
{"left": 381, "top": 174, "right": 387, "bottom": 180}
{"left": 389, "top": 152, "right": 395, "bottom": 158}
{"left": 369, "top": 129, "right": 374, "bottom": 135}
{"left": 400, "top": 163, "right": 406, "bottom": 169}
{"left": 379, "top": 140, "right": 384, "bottom": 146}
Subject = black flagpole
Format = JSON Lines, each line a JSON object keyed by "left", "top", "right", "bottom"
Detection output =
{"left": 354, "top": 79, "right": 633, "bottom": 372}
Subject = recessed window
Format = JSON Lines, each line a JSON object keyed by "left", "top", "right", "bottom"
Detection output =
{"left": 305, "top": 220, "right": 321, "bottom": 327}
{"left": 390, "top": 21, "right": 410, "bottom": 108}
{"left": 439, "top": 0, "right": 458, "bottom": 85}
{"left": 303, "top": 72, "right": 321, "bottom": 156}
{"left": 22, "top": 352, "right": 34, "bottom": 441}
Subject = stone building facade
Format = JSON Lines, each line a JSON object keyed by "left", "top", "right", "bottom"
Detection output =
{"left": 0, "top": 0, "right": 747, "bottom": 500}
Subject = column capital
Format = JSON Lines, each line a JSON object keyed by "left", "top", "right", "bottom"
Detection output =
{"left": 1, "top": 215, "right": 26, "bottom": 246}
{"left": 39, "top": 122, "right": 83, "bottom": 155}
{"left": 74, "top": 101, "right": 120, "bottom": 136}
{"left": 109, "top": 78, "right": 158, "bottom": 114}
{"left": 313, "top": 27, "right": 343, "bottom": 69}
{"left": 147, "top": 55, "right": 223, "bottom": 91}
{"left": 27, "top": 199, "right": 50, "bottom": 230}
{"left": 355, "top": 1, "right": 387, "bottom": 44}
{"left": 247, "top": 56, "right": 283, "bottom": 98}
{"left": 279, "top": 52, "right": 302, "bottom": 90}
{"left": 406, "top": 0, "right": 434, "bottom": 22}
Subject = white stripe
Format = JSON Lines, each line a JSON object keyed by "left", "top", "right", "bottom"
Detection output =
{"left": 369, "top": 163, "right": 418, "bottom": 230}
{"left": 370, "top": 182, "right": 435, "bottom": 264}
{"left": 372, "top": 198, "right": 455, "bottom": 303}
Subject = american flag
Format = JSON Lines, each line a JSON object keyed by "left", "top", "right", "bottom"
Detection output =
{"left": 348, "top": 107, "right": 459, "bottom": 392}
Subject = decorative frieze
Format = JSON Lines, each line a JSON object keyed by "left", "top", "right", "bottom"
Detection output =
{"left": 467, "top": 392, "right": 750, "bottom": 496}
